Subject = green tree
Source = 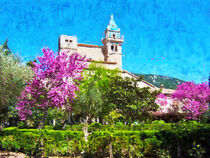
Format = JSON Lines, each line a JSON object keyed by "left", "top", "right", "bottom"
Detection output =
{"left": 0, "top": 40, "right": 33, "bottom": 129}
{"left": 72, "top": 64, "right": 119, "bottom": 140}
{"left": 0, "top": 39, "right": 12, "bottom": 55}
{"left": 73, "top": 65, "right": 119, "bottom": 122}
{"left": 105, "top": 76, "right": 160, "bottom": 125}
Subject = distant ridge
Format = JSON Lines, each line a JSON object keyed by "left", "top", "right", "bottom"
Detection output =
{"left": 134, "top": 73, "right": 185, "bottom": 90}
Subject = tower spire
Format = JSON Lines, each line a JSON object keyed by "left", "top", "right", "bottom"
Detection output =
{"left": 102, "top": 15, "right": 124, "bottom": 68}
{"left": 106, "top": 14, "right": 120, "bottom": 31}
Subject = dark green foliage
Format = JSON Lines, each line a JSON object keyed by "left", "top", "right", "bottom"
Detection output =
{"left": 64, "top": 124, "right": 83, "bottom": 131}
{"left": 0, "top": 123, "right": 209, "bottom": 157}
{"left": 26, "top": 59, "right": 37, "bottom": 68}
{"left": 106, "top": 76, "right": 160, "bottom": 124}
{"left": 0, "top": 39, "right": 12, "bottom": 55}
{"left": 157, "top": 122, "right": 210, "bottom": 158}
{"left": 0, "top": 127, "right": 84, "bottom": 157}
{"left": 73, "top": 66, "right": 160, "bottom": 125}
{"left": 135, "top": 73, "right": 185, "bottom": 89}
{"left": 88, "top": 122, "right": 103, "bottom": 132}
{"left": 43, "top": 122, "right": 210, "bottom": 132}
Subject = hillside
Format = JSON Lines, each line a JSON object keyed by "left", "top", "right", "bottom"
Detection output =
{"left": 135, "top": 73, "right": 185, "bottom": 90}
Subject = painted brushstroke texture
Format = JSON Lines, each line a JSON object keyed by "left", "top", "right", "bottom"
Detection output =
{"left": 0, "top": 0, "right": 209, "bottom": 83}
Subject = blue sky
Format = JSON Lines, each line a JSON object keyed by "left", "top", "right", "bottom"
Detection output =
{"left": 0, "top": 0, "right": 209, "bottom": 83}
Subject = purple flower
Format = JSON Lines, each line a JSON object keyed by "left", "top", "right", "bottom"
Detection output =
{"left": 16, "top": 48, "right": 87, "bottom": 120}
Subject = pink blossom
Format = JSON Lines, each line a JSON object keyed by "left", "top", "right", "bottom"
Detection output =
{"left": 16, "top": 48, "right": 87, "bottom": 120}
{"left": 171, "top": 82, "right": 209, "bottom": 120}
{"left": 156, "top": 81, "right": 210, "bottom": 120}
{"left": 155, "top": 93, "right": 168, "bottom": 106}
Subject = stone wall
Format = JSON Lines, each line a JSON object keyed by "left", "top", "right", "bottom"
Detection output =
{"left": 77, "top": 45, "right": 104, "bottom": 61}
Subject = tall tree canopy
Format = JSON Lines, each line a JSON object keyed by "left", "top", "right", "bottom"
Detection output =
{"left": 16, "top": 48, "right": 86, "bottom": 128}
{"left": 72, "top": 65, "right": 119, "bottom": 124}
{"left": 0, "top": 40, "right": 33, "bottom": 126}
{"left": 106, "top": 76, "right": 159, "bottom": 124}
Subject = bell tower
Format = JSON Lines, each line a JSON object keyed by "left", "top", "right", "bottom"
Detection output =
{"left": 102, "top": 14, "right": 124, "bottom": 68}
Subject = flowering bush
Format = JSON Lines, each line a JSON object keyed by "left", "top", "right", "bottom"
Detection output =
{"left": 155, "top": 93, "right": 168, "bottom": 107}
{"left": 16, "top": 48, "right": 86, "bottom": 121}
{"left": 156, "top": 82, "right": 210, "bottom": 120}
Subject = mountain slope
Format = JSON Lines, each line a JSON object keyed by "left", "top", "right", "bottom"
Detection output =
{"left": 135, "top": 73, "right": 185, "bottom": 90}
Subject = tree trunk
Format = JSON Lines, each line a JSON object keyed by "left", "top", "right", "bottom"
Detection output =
{"left": 126, "top": 147, "right": 130, "bottom": 158}
{"left": 67, "top": 112, "right": 72, "bottom": 124}
{"left": 83, "top": 115, "right": 89, "bottom": 142}
{"left": 177, "top": 141, "right": 182, "bottom": 158}
{"left": 109, "top": 139, "right": 113, "bottom": 158}
{"left": 53, "top": 119, "right": 56, "bottom": 126}
{"left": 0, "top": 123, "right": 3, "bottom": 131}
{"left": 38, "top": 110, "right": 48, "bottom": 129}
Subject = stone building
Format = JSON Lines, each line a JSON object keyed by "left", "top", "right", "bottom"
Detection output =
{"left": 58, "top": 15, "right": 174, "bottom": 93}
{"left": 59, "top": 15, "right": 123, "bottom": 70}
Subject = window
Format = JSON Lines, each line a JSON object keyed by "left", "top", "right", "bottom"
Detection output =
{"left": 65, "top": 39, "right": 68, "bottom": 42}
{"left": 111, "top": 45, "right": 114, "bottom": 51}
{"left": 115, "top": 45, "right": 118, "bottom": 51}
{"left": 70, "top": 40, "right": 73, "bottom": 43}
{"left": 113, "top": 34, "right": 115, "bottom": 38}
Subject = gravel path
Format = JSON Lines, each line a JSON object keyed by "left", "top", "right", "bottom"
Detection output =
{"left": 0, "top": 151, "right": 26, "bottom": 158}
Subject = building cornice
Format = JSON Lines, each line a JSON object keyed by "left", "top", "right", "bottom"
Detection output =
{"left": 78, "top": 43, "right": 103, "bottom": 48}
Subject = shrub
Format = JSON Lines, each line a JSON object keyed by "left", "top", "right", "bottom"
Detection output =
{"left": 0, "top": 123, "right": 209, "bottom": 157}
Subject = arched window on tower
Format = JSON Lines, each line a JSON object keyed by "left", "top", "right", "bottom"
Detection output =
{"left": 111, "top": 45, "right": 114, "bottom": 51}
{"left": 115, "top": 45, "right": 118, "bottom": 51}
{"left": 113, "top": 34, "right": 115, "bottom": 38}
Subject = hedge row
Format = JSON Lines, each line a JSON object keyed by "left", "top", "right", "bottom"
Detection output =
{"left": 1, "top": 124, "right": 210, "bottom": 157}
{"left": 1, "top": 127, "right": 84, "bottom": 157}
{"left": 43, "top": 121, "right": 209, "bottom": 132}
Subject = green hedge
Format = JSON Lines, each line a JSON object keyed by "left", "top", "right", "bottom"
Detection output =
{"left": 1, "top": 127, "right": 84, "bottom": 157}
{"left": 0, "top": 124, "right": 210, "bottom": 157}
{"left": 55, "top": 121, "right": 209, "bottom": 132}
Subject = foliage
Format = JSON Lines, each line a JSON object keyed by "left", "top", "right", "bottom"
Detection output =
{"left": 71, "top": 65, "right": 119, "bottom": 142}
{"left": 0, "top": 39, "right": 12, "bottom": 55}
{"left": 72, "top": 64, "right": 119, "bottom": 124}
{"left": 16, "top": 48, "right": 86, "bottom": 127}
{"left": 88, "top": 122, "right": 103, "bottom": 132}
{"left": 0, "top": 123, "right": 209, "bottom": 157}
{"left": 47, "top": 108, "right": 70, "bottom": 129}
{"left": 104, "top": 110, "right": 125, "bottom": 125}
{"left": 0, "top": 40, "right": 33, "bottom": 127}
{"left": 0, "top": 127, "right": 84, "bottom": 157}
{"left": 43, "top": 122, "right": 209, "bottom": 132}
{"left": 156, "top": 82, "right": 210, "bottom": 120}
{"left": 105, "top": 76, "right": 160, "bottom": 124}
{"left": 157, "top": 121, "right": 210, "bottom": 157}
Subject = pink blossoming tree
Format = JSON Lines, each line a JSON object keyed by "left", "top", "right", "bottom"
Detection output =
{"left": 16, "top": 48, "right": 86, "bottom": 128}
{"left": 156, "top": 82, "right": 210, "bottom": 120}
